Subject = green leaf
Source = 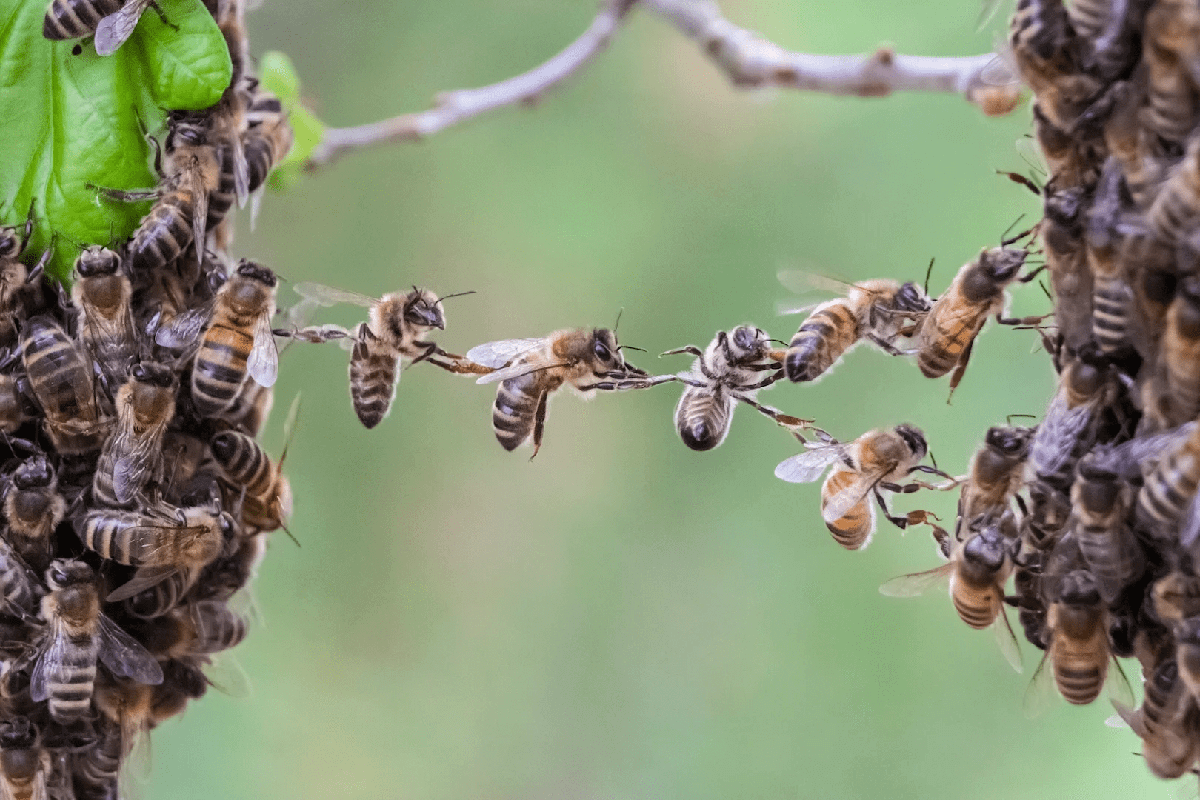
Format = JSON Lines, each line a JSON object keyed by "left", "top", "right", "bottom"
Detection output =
{"left": 0, "top": 0, "right": 232, "bottom": 282}
{"left": 260, "top": 49, "right": 324, "bottom": 190}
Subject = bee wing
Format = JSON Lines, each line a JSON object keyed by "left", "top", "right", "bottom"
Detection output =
{"left": 96, "top": 613, "right": 163, "bottom": 685}
{"left": 105, "top": 565, "right": 181, "bottom": 603}
{"left": 247, "top": 311, "right": 280, "bottom": 387}
{"left": 1104, "top": 656, "right": 1135, "bottom": 709}
{"left": 821, "top": 471, "right": 879, "bottom": 526}
{"left": 878, "top": 562, "right": 953, "bottom": 597}
{"left": 1181, "top": 487, "right": 1200, "bottom": 548}
{"left": 475, "top": 359, "right": 567, "bottom": 385}
{"left": 1030, "top": 395, "right": 1095, "bottom": 476}
{"left": 189, "top": 169, "right": 209, "bottom": 262}
{"left": 28, "top": 621, "right": 66, "bottom": 703}
{"left": 773, "top": 445, "right": 842, "bottom": 484}
{"left": 292, "top": 282, "right": 377, "bottom": 309}
{"left": 198, "top": 653, "right": 252, "bottom": 698}
{"left": 1022, "top": 649, "right": 1057, "bottom": 719}
{"left": 230, "top": 130, "right": 250, "bottom": 208}
{"left": 113, "top": 432, "right": 166, "bottom": 505}
{"left": 154, "top": 303, "right": 213, "bottom": 349}
{"left": 994, "top": 605, "right": 1023, "bottom": 674}
{"left": 94, "top": 0, "right": 151, "bottom": 55}
{"left": 466, "top": 338, "right": 546, "bottom": 370}
{"left": 1090, "top": 422, "right": 1196, "bottom": 478}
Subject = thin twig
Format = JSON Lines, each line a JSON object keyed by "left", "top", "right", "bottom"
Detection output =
{"left": 306, "top": 0, "right": 637, "bottom": 168}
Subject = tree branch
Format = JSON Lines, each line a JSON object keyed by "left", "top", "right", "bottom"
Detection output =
{"left": 643, "top": 0, "right": 1018, "bottom": 115}
{"left": 306, "top": 0, "right": 637, "bottom": 168}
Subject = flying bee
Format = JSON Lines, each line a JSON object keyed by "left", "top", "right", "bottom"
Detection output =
{"left": 83, "top": 506, "right": 231, "bottom": 603}
{"left": 661, "top": 325, "right": 811, "bottom": 451}
{"left": 1008, "top": 0, "right": 1105, "bottom": 132}
{"left": 92, "top": 362, "right": 176, "bottom": 507}
{"left": 1140, "top": 0, "right": 1200, "bottom": 151}
{"left": 1026, "top": 569, "right": 1133, "bottom": 710}
{"left": 20, "top": 315, "right": 107, "bottom": 455}
{"left": 1028, "top": 353, "right": 1117, "bottom": 489}
{"left": 469, "top": 327, "right": 673, "bottom": 458}
{"left": 0, "top": 717, "right": 46, "bottom": 800}
{"left": 30, "top": 559, "right": 162, "bottom": 724}
{"left": 3, "top": 454, "right": 65, "bottom": 575}
{"left": 774, "top": 424, "right": 952, "bottom": 550}
{"left": 957, "top": 424, "right": 1035, "bottom": 527}
{"left": 71, "top": 245, "right": 137, "bottom": 402}
{"left": 1069, "top": 457, "right": 1143, "bottom": 604}
{"left": 776, "top": 273, "right": 930, "bottom": 383}
{"left": 1112, "top": 655, "right": 1199, "bottom": 779}
{"left": 156, "top": 260, "right": 278, "bottom": 418}
{"left": 880, "top": 516, "right": 1024, "bottom": 672}
{"left": 909, "top": 237, "right": 1035, "bottom": 396}
{"left": 209, "top": 396, "right": 298, "bottom": 532}
{"left": 289, "top": 282, "right": 477, "bottom": 429}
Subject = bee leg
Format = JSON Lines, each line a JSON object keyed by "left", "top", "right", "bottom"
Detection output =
{"left": 742, "top": 370, "right": 783, "bottom": 391}
{"left": 660, "top": 345, "right": 703, "bottom": 358}
{"left": 19, "top": 199, "right": 34, "bottom": 251}
{"left": 946, "top": 339, "right": 975, "bottom": 403}
{"left": 997, "top": 312, "right": 1053, "bottom": 326}
{"left": 528, "top": 392, "right": 549, "bottom": 461}
{"left": 409, "top": 341, "right": 438, "bottom": 366}
{"left": 872, "top": 488, "right": 910, "bottom": 530}
{"left": 25, "top": 241, "right": 53, "bottom": 286}
{"left": 906, "top": 463, "right": 959, "bottom": 485}
{"left": 147, "top": 0, "right": 181, "bottom": 31}
{"left": 865, "top": 333, "right": 907, "bottom": 356}
{"left": 732, "top": 393, "right": 814, "bottom": 435}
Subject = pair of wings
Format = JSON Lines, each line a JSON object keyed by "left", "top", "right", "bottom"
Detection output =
{"left": 775, "top": 444, "right": 896, "bottom": 525}
{"left": 1028, "top": 389, "right": 1102, "bottom": 478}
{"left": 1024, "top": 649, "right": 1134, "bottom": 720}
{"left": 466, "top": 339, "right": 554, "bottom": 385}
{"left": 29, "top": 614, "right": 163, "bottom": 704}
{"left": 775, "top": 271, "right": 895, "bottom": 318}
{"left": 155, "top": 298, "right": 278, "bottom": 388}
{"left": 108, "top": 417, "right": 171, "bottom": 505}
{"left": 286, "top": 282, "right": 378, "bottom": 352}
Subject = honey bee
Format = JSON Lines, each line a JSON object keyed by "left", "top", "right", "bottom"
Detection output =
{"left": 290, "top": 282, "right": 477, "bottom": 429}
{"left": 92, "top": 362, "right": 176, "bottom": 507}
{"left": 1033, "top": 103, "right": 1103, "bottom": 189}
{"left": 957, "top": 424, "right": 1035, "bottom": 527}
{"left": 1140, "top": 0, "right": 1200, "bottom": 151}
{"left": 1174, "top": 616, "right": 1200, "bottom": 704}
{"left": 1147, "top": 136, "right": 1200, "bottom": 246}
{"left": 1112, "top": 655, "right": 1199, "bottom": 779}
{"left": 0, "top": 717, "right": 46, "bottom": 800}
{"left": 1070, "top": 457, "right": 1143, "bottom": 604}
{"left": 95, "top": 112, "right": 222, "bottom": 272}
{"left": 243, "top": 86, "right": 294, "bottom": 196}
{"left": 3, "top": 454, "right": 65, "bottom": 575}
{"left": 93, "top": 0, "right": 179, "bottom": 55}
{"left": 774, "top": 424, "right": 950, "bottom": 550}
{"left": 210, "top": 427, "right": 291, "bottom": 532}
{"left": 147, "top": 600, "right": 249, "bottom": 659}
{"left": 1027, "top": 569, "right": 1132, "bottom": 708}
{"left": 30, "top": 559, "right": 162, "bottom": 724}
{"left": 776, "top": 274, "right": 930, "bottom": 383}
{"left": 468, "top": 327, "right": 671, "bottom": 457}
{"left": 1130, "top": 422, "right": 1200, "bottom": 543}
{"left": 1008, "top": 0, "right": 1105, "bottom": 132}
{"left": 71, "top": 709, "right": 122, "bottom": 800}
{"left": 1156, "top": 276, "right": 1200, "bottom": 427}
{"left": 20, "top": 316, "right": 108, "bottom": 455}
{"left": 41, "top": 0, "right": 122, "bottom": 41}
{"left": 1086, "top": 160, "right": 1135, "bottom": 357}
{"left": 1028, "top": 353, "right": 1117, "bottom": 489}
{"left": 71, "top": 245, "right": 138, "bottom": 401}
{"left": 156, "top": 260, "right": 278, "bottom": 418}
{"left": 662, "top": 325, "right": 811, "bottom": 451}
{"left": 0, "top": 538, "right": 41, "bottom": 622}
{"left": 0, "top": 206, "right": 46, "bottom": 349}
{"left": 83, "top": 506, "right": 230, "bottom": 602}
{"left": 909, "top": 238, "right": 1034, "bottom": 396}
{"left": 880, "top": 516, "right": 1024, "bottom": 672}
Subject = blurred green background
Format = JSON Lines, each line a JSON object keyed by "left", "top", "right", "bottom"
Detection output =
{"left": 146, "top": 1, "right": 1170, "bottom": 798}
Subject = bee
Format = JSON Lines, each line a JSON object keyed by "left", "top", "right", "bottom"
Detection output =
{"left": 156, "top": 260, "right": 278, "bottom": 418}
{"left": 776, "top": 274, "right": 930, "bottom": 383}
{"left": 1033, "top": 103, "right": 1103, "bottom": 189}
{"left": 209, "top": 428, "right": 292, "bottom": 532}
{"left": 957, "top": 424, "right": 1035, "bottom": 527}
{"left": 145, "top": 600, "right": 249, "bottom": 659}
{"left": 909, "top": 238, "right": 1033, "bottom": 396}
{"left": 41, "top": 0, "right": 122, "bottom": 41}
{"left": 1008, "top": 0, "right": 1105, "bottom": 132}
{"left": 1112, "top": 655, "right": 1199, "bottom": 779}
{"left": 880, "top": 516, "right": 1024, "bottom": 672}
{"left": 71, "top": 709, "right": 122, "bottom": 800}
{"left": 1131, "top": 422, "right": 1200, "bottom": 543}
{"left": 290, "top": 282, "right": 476, "bottom": 429}
{"left": 468, "top": 327, "right": 671, "bottom": 457}
{"left": 1027, "top": 569, "right": 1132, "bottom": 708}
{"left": 92, "top": 362, "right": 176, "bottom": 507}
{"left": 774, "top": 424, "right": 950, "bottom": 550}
{"left": 83, "top": 506, "right": 230, "bottom": 602}
{"left": 1086, "top": 160, "right": 1135, "bottom": 357}
{"left": 243, "top": 86, "right": 294, "bottom": 196}
{"left": 1069, "top": 457, "right": 1143, "bottom": 604}
{"left": 661, "top": 325, "right": 810, "bottom": 451}
{"left": 0, "top": 717, "right": 46, "bottom": 800}
{"left": 1174, "top": 616, "right": 1200, "bottom": 704}
{"left": 1028, "top": 353, "right": 1117, "bottom": 489}
{"left": 3, "top": 454, "right": 65, "bottom": 575}
{"left": 0, "top": 367, "right": 33, "bottom": 436}
{"left": 95, "top": 112, "right": 222, "bottom": 273}
{"left": 30, "top": 559, "right": 162, "bottom": 724}
{"left": 1157, "top": 276, "right": 1200, "bottom": 428}
{"left": 71, "top": 245, "right": 138, "bottom": 404}
{"left": 0, "top": 537, "right": 41, "bottom": 621}
{"left": 0, "top": 205, "right": 46, "bottom": 349}
{"left": 1147, "top": 136, "right": 1200, "bottom": 246}
{"left": 20, "top": 316, "right": 107, "bottom": 455}
{"left": 1140, "top": 0, "right": 1200, "bottom": 151}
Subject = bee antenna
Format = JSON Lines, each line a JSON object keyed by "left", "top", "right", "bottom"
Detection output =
{"left": 619, "top": 345, "right": 646, "bottom": 353}
{"left": 923, "top": 257, "right": 935, "bottom": 297}
{"left": 434, "top": 290, "right": 476, "bottom": 305}
{"left": 614, "top": 308, "right": 624, "bottom": 335}
{"left": 928, "top": 449, "right": 940, "bottom": 471}
{"left": 1000, "top": 214, "right": 1026, "bottom": 243}
{"left": 1007, "top": 413, "right": 1037, "bottom": 423}
{"left": 280, "top": 524, "right": 301, "bottom": 548}
{"left": 768, "top": 337, "right": 789, "bottom": 347}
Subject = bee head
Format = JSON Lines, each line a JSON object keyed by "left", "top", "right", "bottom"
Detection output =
{"left": 75, "top": 245, "right": 121, "bottom": 278}
{"left": 45, "top": 558, "right": 93, "bottom": 591}
{"left": 0, "top": 226, "right": 21, "bottom": 261}
{"left": 0, "top": 717, "right": 35, "bottom": 751}
{"left": 167, "top": 112, "right": 211, "bottom": 147}
{"left": 1074, "top": 456, "right": 1120, "bottom": 514}
{"left": 130, "top": 361, "right": 176, "bottom": 389}
{"left": 892, "top": 281, "right": 931, "bottom": 313}
{"left": 892, "top": 423, "right": 927, "bottom": 460}
{"left": 12, "top": 454, "right": 54, "bottom": 490}
{"left": 1057, "top": 569, "right": 1101, "bottom": 606}
{"left": 728, "top": 325, "right": 766, "bottom": 358}
{"left": 403, "top": 288, "right": 445, "bottom": 331}
{"left": 983, "top": 425, "right": 1033, "bottom": 457}
{"left": 235, "top": 259, "right": 277, "bottom": 288}
{"left": 961, "top": 524, "right": 1009, "bottom": 572}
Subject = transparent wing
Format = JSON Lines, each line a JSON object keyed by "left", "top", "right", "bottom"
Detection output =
{"left": 1182, "top": 488, "right": 1200, "bottom": 548}
{"left": 1090, "top": 422, "right": 1195, "bottom": 478}
{"left": 1030, "top": 395, "right": 1095, "bottom": 476}
{"left": 1023, "top": 650, "right": 1057, "bottom": 719}
{"left": 154, "top": 303, "right": 212, "bottom": 349}
{"left": 96, "top": 613, "right": 163, "bottom": 685}
{"left": 199, "top": 653, "right": 252, "bottom": 698}
{"left": 292, "top": 282, "right": 377, "bottom": 309}
{"left": 879, "top": 562, "right": 953, "bottom": 597}
{"left": 106, "top": 565, "right": 181, "bottom": 603}
{"left": 229, "top": 131, "right": 250, "bottom": 208}
{"left": 475, "top": 359, "right": 565, "bottom": 385}
{"left": 994, "top": 605, "right": 1023, "bottom": 674}
{"left": 112, "top": 433, "right": 163, "bottom": 505}
{"left": 465, "top": 338, "right": 546, "bottom": 369}
{"left": 94, "top": 0, "right": 151, "bottom": 55}
{"left": 774, "top": 445, "right": 843, "bottom": 484}
{"left": 247, "top": 311, "right": 279, "bottom": 387}
{"left": 977, "top": 0, "right": 1007, "bottom": 32}
{"left": 822, "top": 470, "right": 880, "bottom": 526}
{"left": 1108, "top": 698, "right": 1143, "bottom": 734}
{"left": 28, "top": 622, "right": 66, "bottom": 702}
{"left": 1105, "top": 656, "right": 1135, "bottom": 709}
{"left": 182, "top": 167, "right": 208, "bottom": 263}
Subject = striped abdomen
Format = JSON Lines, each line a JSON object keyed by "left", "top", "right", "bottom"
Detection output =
{"left": 1163, "top": 324, "right": 1200, "bottom": 426}
{"left": 128, "top": 191, "right": 196, "bottom": 273}
{"left": 82, "top": 512, "right": 157, "bottom": 566}
{"left": 191, "top": 317, "right": 253, "bottom": 417}
{"left": 1049, "top": 613, "right": 1107, "bottom": 705}
{"left": 211, "top": 431, "right": 272, "bottom": 494}
{"left": 72, "top": 721, "right": 121, "bottom": 793}
{"left": 1064, "top": 0, "right": 1106, "bottom": 39}
{"left": 244, "top": 121, "right": 293, "bottom": 194}
{"left": 46, "top": 634, "right": 100, "bottom": 722}
{"left": 348, "top": 324, "right": 399, "bottom": 429}
{"left": 950, "top": 578, "right": 1000, "bottom": 630}
{"left": 1091, "top": 274, "right": 1132, "bottom": 355}
{"left": 821, "top": 467, "right": 873, "bottom": 550}
{"left": 187, "top": 601, "right": 248, "bottom": 653}
{"left": 1148, "top": 160, "right": 1200, "bottom": 245}
{"left": 124, "top": 568, "right": 196, "bottom": 619}
{"left": 674, "top": 385, "right": 733, "bottom": 451}
{"left": 916, "top": 298, "right": 985, "bottom": 379}
{"left": 1076, "top": 525, "right": 1135, "bottom": 603}
{"left": 784, "top": 299, "right": 858, "bottom": 382}
{"left": 1138, "top": 441, "right": 1200, "bottom": 532}
{"left": 205, "top": 144, "right": 236, "bottom": 229}
{"left": 0, "top": 542, "right": 38, "bottom": 617}
{"left": 42, "top": 0, "right": 123, "bottom": 39}
{"left": 492, "top": 368, "right": 541, "bottom": 451}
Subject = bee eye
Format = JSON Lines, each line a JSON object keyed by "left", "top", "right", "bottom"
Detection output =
{"left": 593, "top": 342, "right": 610, "bottom": 361}
{"left": 49, "top": 567, "right": 68, "bottom": 585}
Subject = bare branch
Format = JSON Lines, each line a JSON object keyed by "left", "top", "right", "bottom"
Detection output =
{"left": 642, "top": 0, "right": 1019, "bottom": 115}
{"left": 306, "top": 0, "right": 636, "bottom": 168}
